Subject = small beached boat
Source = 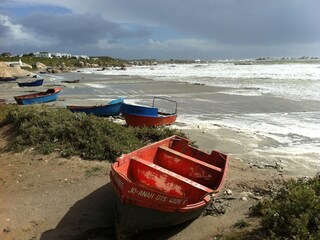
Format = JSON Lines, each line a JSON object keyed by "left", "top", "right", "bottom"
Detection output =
{"left": 0, "top": 99, "right": 7, "bottom": 105}
{"left": 66, "top": 98, "right": 124, "bottom": 116}
{"left": 0, "top": 77, "right": 17, "bottom": 82}
{"left": 17, "top": 78, "right": 44, "bottom": 87}
{"left": 121, "top": 97, "right": 178, "bottom": 127}
{"left": 61, "top": 79, "right": 80, "bottom": 83}
{"left": 121, "top": 103, "right": 158, "bottom": 116}
{"left": 111, "top": 135, "right": 228, "bottom": 238}
{"left": 123, "top": 112, "right": 177, "bottom": 127}
{"left": 14, "top": 87, "right": 62, "bottom": 105}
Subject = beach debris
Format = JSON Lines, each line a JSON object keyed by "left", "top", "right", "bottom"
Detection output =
{"left": 240, "top": 196, "right": 248, "bottom": 201}
{"left": 203, "top": 201, "right": 227, "bottom": 216}
{"left": 224, "top": 189, "right": 233, "bottom": 195}
{"left": 3, "top": 227, "right": 11, "bottom": 233}
{"left": 249, "top": 162, "right": 283, "bottom": 171}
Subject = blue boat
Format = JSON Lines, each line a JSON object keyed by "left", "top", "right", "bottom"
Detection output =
{"left": 120, "top": 103, "right": 158, "bottom": 116}
{"left": 66, "top": 98, "right": 124, "bottom": 116}
{"left": 17, "top": 78, "right": 44, "bottom": 87}
{"left": 14, "top": 87, "right": 62, "bottom": 105}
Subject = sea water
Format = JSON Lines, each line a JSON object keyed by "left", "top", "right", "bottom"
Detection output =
{"left": 75, "top": 61, "right": 320, "bottom": 175}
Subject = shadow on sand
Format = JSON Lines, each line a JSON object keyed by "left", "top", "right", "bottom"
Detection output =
{"left": 40, "top": 183, "right": 193, "bottom": 240}
{"left": 40, "top": 183, "right": 116, "bottom": 240}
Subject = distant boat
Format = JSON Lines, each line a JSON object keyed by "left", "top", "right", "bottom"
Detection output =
{"left": 111, "top": 135, "right": 229, "bottom": 238}
{"left": 66, "top": 98, "right": 124, "bottom": 116}
{"left": 17, "top": 78, "right": 44, "bottom": 87}
{"left": 61, "top": 79, "right": 80, "bottom": 83}
{"left": 14, "top": 87, "right": 62, "bottom": 105}
{"left": 121, "top": 97, "right": 178, "bottom": 127}
{"left": 0, "top": 77, "right": 17, "bottom": 82}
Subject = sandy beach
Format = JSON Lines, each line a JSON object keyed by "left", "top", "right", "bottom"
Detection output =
{"left": 0, "top": 126, "right": 287, "bottom": 240}
{"left": 0, "top": 69, "right": 316, "bottom": 239}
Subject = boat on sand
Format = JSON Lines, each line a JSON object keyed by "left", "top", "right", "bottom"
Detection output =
{"left": 61, "top": 79, "right": 80, "bottom": 83}
{"left": 66, "top": 98, "right": 124, "bottom": 116}
{"left": 17, "top": 78, "right": 44, "bottom": 87}
{"left": 14, "top": 87, "right": 62, "bottom": 105}
{"left": 121, "top": 97, "right": 178, "bottom": 127}
{"left": 110, "top": 135, "right": 229, "bottom": 238}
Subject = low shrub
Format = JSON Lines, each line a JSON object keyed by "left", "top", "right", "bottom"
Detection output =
{"left": 3, "top": 105, "right": 186, "bottom": 161}
{"left": 250, "top": 177, "right": 320, "bottom": 239}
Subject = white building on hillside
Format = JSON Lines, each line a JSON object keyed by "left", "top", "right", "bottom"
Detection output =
{"left": 34, "top": 52, "right": 52, "bottom": 58}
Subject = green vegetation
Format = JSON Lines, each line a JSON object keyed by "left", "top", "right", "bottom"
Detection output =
{"left": 85, "top": 166, "right": 103, "bottom": 177}
{"left": 1, "top": 105, "right": 186, "bottom": 161}
{"left": 234, "top": 220, "right": 251, "bottom": 229}
{"left": 0, "top": 105, "right": 17, "bottom": 124}
{"left": 251, "top": 177, "right": 320, "bottom": 239}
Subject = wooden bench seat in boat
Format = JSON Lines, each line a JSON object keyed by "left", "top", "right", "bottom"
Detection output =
{"left": 129, "top": 156, "right": 212, "bottom": 203}
{"left": 154, "top": 146, "right": 223, "bottom": 190}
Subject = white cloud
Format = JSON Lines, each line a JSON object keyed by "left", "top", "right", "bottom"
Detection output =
{"left": 0, "top": 14, "right": 50, "bottom": 48}
{"left": 147, "top": 38, "right": 220, "bottom": 51}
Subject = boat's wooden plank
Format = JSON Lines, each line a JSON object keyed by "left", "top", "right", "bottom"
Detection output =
{"left": 157, "top": 146, "right": 223, "bottom": 173}
{"left": 130, "top": 156, "right": 213, "bottom": 194}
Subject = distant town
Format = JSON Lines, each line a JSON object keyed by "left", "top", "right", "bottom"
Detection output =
{"left": 1, "top": 51, "right": 90, "bottom": 60}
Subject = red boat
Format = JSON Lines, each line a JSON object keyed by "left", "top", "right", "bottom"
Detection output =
{"left": 110, "top": 135, "right": 229, "bottom": 239}
{"left": 121, "top": 97, "right": 178, "bottom": 127}
{"left": 123, "top": 112, "right": 177, "bottom": 127}
{"left": 0, "top": 99, "right": 7, "bottom": 105}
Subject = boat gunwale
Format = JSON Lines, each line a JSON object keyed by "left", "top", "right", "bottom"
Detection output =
{"left": 67, "top": 101, "right": 122, "bottom": 110}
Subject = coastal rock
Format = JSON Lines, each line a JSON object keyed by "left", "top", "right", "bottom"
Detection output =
{"left": 36, "top": 62, "right": 48, "bottom": 72}
{"left": 51, "top": 68, "right": 61, "bottom": 74}
{"left": 78, "top": 61, "right": 85, "bottom": 67}
{"left": 0, "top": 61, "right": 33, "bottom": 77}
{"left": 91, "top": 63, "right": 99, "bottom": 68}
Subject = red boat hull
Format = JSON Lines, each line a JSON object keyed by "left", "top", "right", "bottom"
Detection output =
{"left": 113, "top": 188, "right": 210, "bottom": 239}
{"left": 123, "top": 113, "right": 177, "bottom": 127}
{"left": 110, "top": 135, "right": 228, "bottom": 238}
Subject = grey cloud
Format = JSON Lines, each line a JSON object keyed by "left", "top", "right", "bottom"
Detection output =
{"left": 19, "top": 12, "right": 150, "bottom": 46}
{"left": 73, "top": 0, "right": 320, "bottom": 45}
{"left": 1, "top": 0, "right": 320, "bottom": 59}
{"left": 0, "top": 23, "right": 10, "bottom": 37}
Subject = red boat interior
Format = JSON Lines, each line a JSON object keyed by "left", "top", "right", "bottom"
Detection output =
{"left": 129, "top": 156, "right": 213, "bottom": 202}
{"left": 115, "top": 136, "right": 228, "bottom": 204}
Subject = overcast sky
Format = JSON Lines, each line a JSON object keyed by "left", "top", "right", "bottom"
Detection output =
{"left": 1, "top": 0, "right": 320, "bottom": 60}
